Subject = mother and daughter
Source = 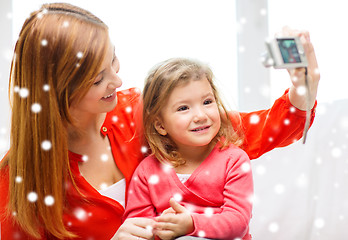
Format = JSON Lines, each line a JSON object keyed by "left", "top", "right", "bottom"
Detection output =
{"left": 0, "top": 2, "right": 319, "bottom": 240}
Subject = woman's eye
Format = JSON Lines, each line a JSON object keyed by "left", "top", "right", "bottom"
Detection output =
{"left": 93, "top": 78, "right": 103, "bottom": 85}
{"left": 177, "top": 106, "right": 188, "bottom": 111}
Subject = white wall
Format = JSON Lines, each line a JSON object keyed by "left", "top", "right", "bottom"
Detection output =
{"left": 11, "top": 0, "right": 239, "bottom": 105}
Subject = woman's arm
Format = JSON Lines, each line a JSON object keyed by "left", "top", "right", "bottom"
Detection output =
{"left": 284, "top": 27, "right": 320, "bottom": 111}
{"left": 235, "top": 28, "right": 319, "bottom": 159}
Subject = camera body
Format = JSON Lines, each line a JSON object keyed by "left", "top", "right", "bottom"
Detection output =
{"left": 262, "top": 37, "right": 308, "bottom": 69}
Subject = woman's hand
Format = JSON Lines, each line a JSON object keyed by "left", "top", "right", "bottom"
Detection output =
{"left": 280, "top": 26, "right": 320, "bottom": 111}
{"left": 111, "top": 217, "right": 155, "bottom": 240}
{"left": 153, "top": 198, "right": 194, "bottom": 240}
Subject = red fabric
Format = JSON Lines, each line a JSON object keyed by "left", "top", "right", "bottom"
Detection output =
{"left": 124, "top": 144, "right": 253, "bottom": 240}
{"left": 238, "top": 89, "right": 316, "bottom": 159}
{"left": 0, "top": 88, "right": 316, "bottom": 239}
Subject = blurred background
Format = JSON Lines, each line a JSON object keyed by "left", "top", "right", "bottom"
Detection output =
{"left": 0, "top": 0, "right": 347, "bottom": 239}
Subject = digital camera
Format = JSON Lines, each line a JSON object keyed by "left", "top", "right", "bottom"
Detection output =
{"left": 262, "top": 37, "right": 308, "bottom": 69}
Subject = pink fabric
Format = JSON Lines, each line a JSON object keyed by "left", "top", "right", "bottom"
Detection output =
{"left": 124, "top": 144, "right": 253, "bottom": 240}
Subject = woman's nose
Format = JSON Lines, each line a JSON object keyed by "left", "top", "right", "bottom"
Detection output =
{"left": 109, "top": 70, "right": 122, "bottom": 89}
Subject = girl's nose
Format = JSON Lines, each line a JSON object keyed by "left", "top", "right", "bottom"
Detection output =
{"left": 193, "top": 107, "right": 207, "bottom": 122}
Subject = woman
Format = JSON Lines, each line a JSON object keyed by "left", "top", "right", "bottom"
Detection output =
{"left": 0, "top": 3, "right": 319, "bottom": 240}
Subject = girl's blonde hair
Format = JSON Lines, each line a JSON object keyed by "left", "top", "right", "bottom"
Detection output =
{"left": 0, "top": 3, "right": 109, "bottom": 238}
{"left": 142, "top": 58, "right": 244, "bottom": 167}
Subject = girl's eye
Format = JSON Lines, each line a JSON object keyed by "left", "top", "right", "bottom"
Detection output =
{"left": 204, "top": 99, "right": 213, "bottom": 105}
{"left": 177, "top": 106, "right": 188, "bottom": 111}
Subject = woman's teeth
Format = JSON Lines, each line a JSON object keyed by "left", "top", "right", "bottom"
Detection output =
{"left": 103, "top": 92, "right": 114, "bottom": 99}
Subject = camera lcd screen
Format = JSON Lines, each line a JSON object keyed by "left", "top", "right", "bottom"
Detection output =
{"left": 277, "top": 39, "right": 302, "bottom": 63}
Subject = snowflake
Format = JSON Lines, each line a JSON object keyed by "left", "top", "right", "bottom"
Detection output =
{"left": 161, "top": 163, "right": 172, "bottom": 173}
{"left": 41, "top": 39, "right": 48, "bottom": 47}
{"left": 260, "top": 85, "right": 270, "bottom": 97}
{"left": 125, "top": 106, "right": 132, "bottom": 113}
{"left": 43, "top": 84, "right": 50, "bottom": 91}
{"left": 331, "top": 147, "right": 342, "bottom": 158}
{"left": 239, "top": 17, "right": 247, "bottom": 25}
{"left": 141, "top": 146, "right": 148, "bottom": 153}
{"left": 27, "top": 192, "right": 38, "bottom": 202}
{"left": 260, "top": 8, "right": 267, "bottom": 16}
{"left": 241, "top": 162, "right": 251, "bottom": 172}
{"left": 248, "top": 194, "right": 257, "bottom": 205}
{"left": 239, "top": 46, "right": 245, "bottom": 53}
{"left": 204, "top": 207, "right": 214, "bottom": 217}
{"left": 41, "top": 140, "right": 52, "bottom": 151}
{"left": 148, "top": 175, "right": 159, "bottom": 184}
{"left": 314, "top": 68, "right": 320, "bottom": 75}
{"left": 15, "top": 176, "right": 23, "bottom": 183}
{"left": 173, "top": 193, "right": 183, "bottom": 202}
{"left": 74, "top": 208, "right": 88, "bottom": 221}
{"left": 99, "top": 183, "right": 108, "bottom": 190}
{"left": 274, "top": 184, "right": 285, "bottom": 194}
{"left": 76, "top": 51, "right": 83, "bottom": 59}
{"left": 44, "top": 195, "right": 55, "bottom": 206}
{"left": 100, "top": 154, "right": 108, "bottom": 162}
{"left": 296, "top": 174, "right": 308, "bottom": 188}
{"left": 255, "top": 165, "right": 266, "bottom": 175}
{"left": 31, "top": 103, "right": 42, "bottom": 113}
{"left": 62, "top": 21, "right": 69, "bottom": 28}
{"left": 82, "top": 155, "right": 89, "bottom": 162}
{"left": 268, "top": 222, "right": 279, "bottom": 233}
{"left": 296, "top": 86, "right": 306, "bottom": 96}
{"left": 283, "top": 119, "right": 290, "bottom": 125}
{"left": 249, "top": 114, "right": 260, "bottom": 124}
{"left": 198, "top": 230, "right": 206, "bottom": 238}
{"left": 37, "top": 13, "right": 44, "bottom": 19}
{"left": 0, "top": 128, "right": 6, "bottom": 134}
{"left": 292, "top": 76, "right": 298, "bottom": 82}
{"left": 314, "top": 218, "right": 325, "bottom": 229}
{"left": 146, "top": 225, "right": 153, "bottom": 232}
{"left": 112, "top": 116, "right": 118, "bottom": 122}
{"left": 19, "top": 88, "right": 29, "bottom": 98}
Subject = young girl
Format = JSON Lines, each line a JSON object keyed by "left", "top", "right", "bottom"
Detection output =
{"left": 124, "top": 58, "right": 254, "bottom": 240}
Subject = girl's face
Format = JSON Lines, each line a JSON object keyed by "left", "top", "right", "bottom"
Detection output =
{"left": 70, "top": 39, "right": 122, "bottom": 116}
{"left": 156, "top": 77, "right": 221, "bottom": 151}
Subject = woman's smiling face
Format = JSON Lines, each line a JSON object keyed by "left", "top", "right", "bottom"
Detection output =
{"left": 70, "top": 38, "right": 122, "bottom": 116}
